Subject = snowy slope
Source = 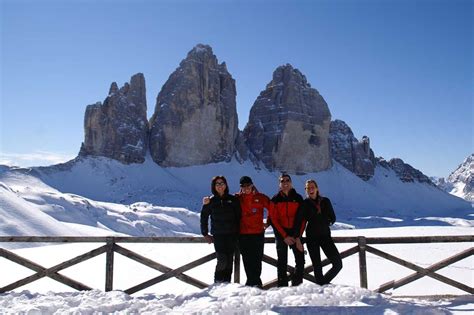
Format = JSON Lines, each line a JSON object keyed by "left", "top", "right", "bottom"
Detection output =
{"left": 29, "top": 156, "right": 471, "bottom": 228}
{"left": 0, "top": 169, "right": 200, "bottom": 240}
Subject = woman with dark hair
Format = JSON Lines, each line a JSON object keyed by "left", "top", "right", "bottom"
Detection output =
{"left": 203, "top": 176, "right": 272, "bottom": 287}
{"left": 200, "top": 175, "right": 242, "bottom": 283}
{"left": 294, "top": 179, "right": 342, "bottom": 285}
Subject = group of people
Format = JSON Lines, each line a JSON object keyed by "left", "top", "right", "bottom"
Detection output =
{"left": 200, "top": 173, "right": 342, "bottom": 288}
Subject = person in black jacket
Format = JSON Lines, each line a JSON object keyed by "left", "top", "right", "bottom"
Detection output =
{"left": 294, "top": 179, "right": 342, "bottom": 285}
{"left": 200, "top": 175, "right": 242, "bottom": 283}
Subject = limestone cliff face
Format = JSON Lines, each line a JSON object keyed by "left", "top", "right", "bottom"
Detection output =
{"left": 329, "top": 119, "right": 376, "bottom": 180}
{"left": 149, "top": 44, "right": 239, "bottom": 166}
{"left": 243, "top": 64, "right": 331, "bottom": 173}
{"left": 79, "top": 73, "right": 148, "bottom": 164}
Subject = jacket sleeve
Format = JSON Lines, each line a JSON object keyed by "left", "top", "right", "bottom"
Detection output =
{"left": 200, "top": 204, "right": 211, "bottom": 236}
{"left": 263, "top": 195, "right": 273, "bottom": 223}
{"left": 325, "top": 198, "right": 336, "bottom": 225}
{"left": 293, "top": 202, "right": 307, "bottom": 238}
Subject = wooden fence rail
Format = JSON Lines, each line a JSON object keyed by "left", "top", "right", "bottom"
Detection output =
{"left": 0, "top": 235, "right": 472, "bottom": 295}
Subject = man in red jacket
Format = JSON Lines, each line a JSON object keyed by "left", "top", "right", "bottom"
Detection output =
{"left": 269, "top": 173, "right": 305, "bottom": 286}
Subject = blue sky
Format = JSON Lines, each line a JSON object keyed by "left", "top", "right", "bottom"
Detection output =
{"left": 1, "top": 0, "right": 472, "bottom": 177}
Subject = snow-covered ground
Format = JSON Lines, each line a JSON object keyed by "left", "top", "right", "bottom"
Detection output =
{"left": 2, "top": 283, "right": 473, "bottom": 314}
{"left": 0, "top": 158, "right": 472, "bottom": 313}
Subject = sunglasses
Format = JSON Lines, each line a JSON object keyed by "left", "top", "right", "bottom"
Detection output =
{"left": 280, "top": 179, "right": 291, "bottom": 183}
{"left": 240, "top": 184, "right": 252, "bottom": 188}
{"left": 215, "top": 181, "right": 226, "bottom": 186}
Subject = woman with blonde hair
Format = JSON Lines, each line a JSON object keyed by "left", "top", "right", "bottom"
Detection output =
{"left": 294, "top": 179, "right": 342, "bottom": 285}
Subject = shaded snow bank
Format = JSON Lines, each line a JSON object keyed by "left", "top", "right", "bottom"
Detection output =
{"left": 1, "top": 283, "right": 468, "bottom": 314}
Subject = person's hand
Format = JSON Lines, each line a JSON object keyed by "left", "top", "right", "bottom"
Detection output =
{"left": 202, "top": 196, "right": 210, "bottom": 205}
{"left": 295, "top": 238, "right": 304, "bottom": 252}
{"left": 204, "top": 235, "right": 214, "bottom": 244}
{"left": 284, "top": 236, "right": 295, "bottom": 246}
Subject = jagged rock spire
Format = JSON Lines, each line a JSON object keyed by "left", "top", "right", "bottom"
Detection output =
{"left": 149, "top": 44, "right": 239, "bottom": 166}
{"left": 243, "top": 64, "right": 332, "bottom": 173}
{"left": 79, "top": 73, "right": 148, "bottom": 164}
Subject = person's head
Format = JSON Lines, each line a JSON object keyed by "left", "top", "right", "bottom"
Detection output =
{"left": 279, "top": 173, "right": 292, "bottom": 194}
{"left": 211, "top": 175, "right": 229, "bottom": 196}
{"left": 305, "top": 179, "right": 319, "bottom": 199}
{"left": 239, "top": 176, "right": 254, "bottom": 194}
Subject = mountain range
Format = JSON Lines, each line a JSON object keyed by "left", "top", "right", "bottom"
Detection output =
{"left": 78, "top": 44, "right": 436, "bottom": 185}
{"left": 0, "top": 44, "right": 471, "bottom": 238}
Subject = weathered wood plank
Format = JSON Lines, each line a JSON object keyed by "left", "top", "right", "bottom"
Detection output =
{"left": 113, "top": 244, "right": 209, "bottom": 289}
{"left": 0, "top": 235, "right": 472, "bottom": 244}
{"left": 105, "top": 239, "right": 114, "bottom": 292}
{"left": 234, "top": 247, "right": 240, "bottom": 284}
{"left": 124, "top": 252, "right": 217, "bottom": 294}
{"left": 358, "top": 237, "right": 368, "bottom": 289}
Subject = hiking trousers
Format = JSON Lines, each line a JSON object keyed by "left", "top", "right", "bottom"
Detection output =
{"left": 213, "top": 234, "right": 237, "bottom": 283}
{"left": 306, "top": 235, "right": 342, "bottom": 285}
{"left": 239, "top": 233, "right": 264, "bottom": 287}
{"left": 275, "top": 232, "right": 305, "bottom": 287}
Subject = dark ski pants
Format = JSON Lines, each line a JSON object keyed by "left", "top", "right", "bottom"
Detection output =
{"left": 306, "top": 236, "right": 342, "bottom": 285}
{"left": 275, "top": 233, "right": 305, "bottom": 287}
{"left": 239, "top": 233, "right": 264, "bottom": 287}
{"left": 213, "top": 234, "right": 237, "bottom": 283}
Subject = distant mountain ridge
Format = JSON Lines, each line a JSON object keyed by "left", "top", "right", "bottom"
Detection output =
{"left": 78, "top": 44, "right": 434, "bottom": 186}
{"left": 433, "top": 154, "right": 473, "bottom": 202}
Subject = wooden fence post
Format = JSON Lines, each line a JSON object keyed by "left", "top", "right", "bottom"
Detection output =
{"left": 234, "top": 246, "right": 240, "bottom": 284}
{"left": 105, "top": 238, "right": 114, "bottom": 291}
{"left": 358, "top": 236, "right": 368, "bottom": 289}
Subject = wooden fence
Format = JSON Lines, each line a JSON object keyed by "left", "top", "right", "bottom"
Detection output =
{"left": 0, "top": 235, "right": 472, "bottom": 295}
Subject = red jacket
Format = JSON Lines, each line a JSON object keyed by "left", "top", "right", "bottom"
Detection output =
{"left": 237, "top": 191, "right": 272, "bottom": 234}
{"left": 269, "top": 189, "right": 304, "bottom": 238}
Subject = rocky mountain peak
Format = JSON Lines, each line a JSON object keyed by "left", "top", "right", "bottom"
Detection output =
{"left": 387, "top": 158, "right": 434, "bottom": 185}
{"left": 243, "top": 64, "right": 332, "bottom": 174}
{"left": 444, "top": 153, "right": 474, "bottom": 201}
{"left": 269, "top": 64, "right": 311, "bottom": 90}
{"left": 329, "top": 119, "right": 375, "bottom": 180}
{"left": 149, "top": 45, "right": 238, "bottom": 167}
{"left": 79, "top": 73, "right": 148, "bottom": 164}
{"left": 109, "top": 82, "right": 119, "bottom": 95}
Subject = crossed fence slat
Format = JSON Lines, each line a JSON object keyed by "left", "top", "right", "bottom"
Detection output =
{"left": 370, "top": 246, "right": 474, "bottom": 294}
{"left": 124, "top": 252, "right": 217, "bottom": 294}
{"left": 113, "top": 244, "right": 209, "bottom": 289}
{"left": 0, "top": 235, "right": 472, "bottom": 295}
{"left": 0, "top": 246, "right": 106, "bottom": 292}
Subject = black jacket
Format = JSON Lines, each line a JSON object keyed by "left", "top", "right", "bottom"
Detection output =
{"left": 200, "top": 194, "right": 241, "bottom": 236}
{"left": 294, "top": 196, "right": 336, "bottom": 238}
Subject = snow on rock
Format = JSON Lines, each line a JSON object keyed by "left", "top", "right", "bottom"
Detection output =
{"left": 0, "top": 283, "right": 461, "bottom": 314}
{"left": 447, "top": 153, "right": 473, "bottom": 202}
